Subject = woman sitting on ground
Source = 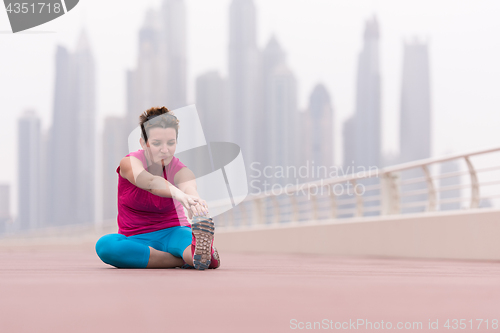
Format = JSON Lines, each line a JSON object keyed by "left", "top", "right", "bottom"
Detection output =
{"left": 95, "top": 106, "right": 219, "bottom": 270}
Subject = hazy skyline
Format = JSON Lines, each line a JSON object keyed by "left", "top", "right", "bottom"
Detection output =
{"left": 2, "top": 0, "right": 500, "bottom": 216}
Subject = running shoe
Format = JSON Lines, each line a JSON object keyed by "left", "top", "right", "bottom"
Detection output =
{"left": 191, "top": 216, "right": 215, "bottom": 270}
{"left": 209, "top": 246, "right": 220, "bottom": 269}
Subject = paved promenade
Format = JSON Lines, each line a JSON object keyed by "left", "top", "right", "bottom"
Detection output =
{"left": 0, "top": 242, "right": 499, "bottom": 333}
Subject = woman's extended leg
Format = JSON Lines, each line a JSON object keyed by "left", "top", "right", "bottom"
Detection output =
{"left": 95, "top": 234, "right": 183, "bottom": 268}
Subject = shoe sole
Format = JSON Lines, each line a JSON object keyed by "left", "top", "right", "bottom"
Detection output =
{"left": 191, "top": 217, "right": 215, "bottom": 270}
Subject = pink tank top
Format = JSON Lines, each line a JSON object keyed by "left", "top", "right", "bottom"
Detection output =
{"left": 116, "top": 149, "right": 190, "bottom": 236}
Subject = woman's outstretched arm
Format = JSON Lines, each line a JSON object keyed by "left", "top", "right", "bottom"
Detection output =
{"left": 174, "top": 167, "right": 209, "bottom": 217}
{"left": 119, "top": 156, "right": 199, "bottom": 210}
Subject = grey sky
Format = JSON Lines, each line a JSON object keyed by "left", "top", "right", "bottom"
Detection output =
{"left": 1, "top": 0, "right": 500, "bottom": 195}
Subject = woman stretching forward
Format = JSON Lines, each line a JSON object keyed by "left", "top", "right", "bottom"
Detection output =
{"left": 96, "top": 106, "right": 219, "bottom": 270}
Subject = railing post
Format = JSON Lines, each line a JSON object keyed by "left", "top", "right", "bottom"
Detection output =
{"left": 216, "top": 211, "right": 225, "bottom": 227}
{"left": 271, "top": 195, "right": 280, "bottom": 224}
{"left": 290, "top": 195, "right": 299, "bottom": 223}
{"left": 381, "top": 172, "right": 400, "bottom": 215}
{"left": 239, "top": 202, "right": 248, "bottom": 226}
{"left": 227, "top": 209, "right": 234, "bottom": 227}
{"left": 329, "top": 184, "right": 337, "bottom": 219}
{"left": 350, "top": 179, "right": 363, "bottom": 217}
{"left": 464, "top": 156, "right": 480, "bottom": 208}
{"left": 253, "top": 198, "right": 264, "bottom": 225}
{"left": 422, "top": 165, "right": 436, "bottom": 211}
{"left": 309, "top": 187, "right": 318, "bottom": 221}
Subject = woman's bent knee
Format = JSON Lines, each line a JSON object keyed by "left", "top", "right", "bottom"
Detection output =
{"left": 95, "top": 233, "right": 149, "bottom": 268}
{"left": 95, "top": 234, "right": 127, "bottom": 266}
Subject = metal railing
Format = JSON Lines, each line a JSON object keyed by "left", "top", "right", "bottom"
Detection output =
{"left": 3, "top": 146, "right": 499, "bottom": 237}
{"left": 215, "top": 146, "right": 500, "bottom": 228}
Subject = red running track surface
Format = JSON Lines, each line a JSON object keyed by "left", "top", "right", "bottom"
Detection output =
{"left": 0, "top": 243, "right": 499, "bottom": 333}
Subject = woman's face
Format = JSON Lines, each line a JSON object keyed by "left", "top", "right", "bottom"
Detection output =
{"left": 143, "top": 127, "right": 177, "bottom": 164}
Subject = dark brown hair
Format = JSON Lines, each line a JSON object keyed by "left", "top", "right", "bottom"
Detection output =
{"left": 139, "top": 106, "right": 179, "bottom": 143}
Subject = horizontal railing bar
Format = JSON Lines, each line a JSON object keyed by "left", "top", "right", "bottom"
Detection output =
{"left": 336, "top": 197, "right": 358, "bottom": 204}
{"left": 431, "top": 170, "right": 469, "bottom": 180}
{"left": 363, "top": 206, "right": 381, "bottom": 212}
{"left": 383, "top": 146, "right": 500, "bottom": 173}
{"left": 479, "top": 194, "right": 500, "bottom": 200}
{"left": 438, "top": 197, "right": 467, "bottom": 204}
{"left": 436, "top": 183, "right": 470, "bottom": 192}
{"left": 400, "top": 188, "right": 429, "bottom": 197}
{"left": 400, "top": 200, "right": 428, "bottom": 208}
{"left": 362, "top": 184, "right": 382, "bottom": 191}
{"left": 476, "top": 165, "right": 500, "bottom": 174}
{"left": 400, "top": 176, "right": 426, "bottom": 186}
{"left": 401, "top": 171, "right": 468, "bottom": 185}
{"left": 362, "top": 196, "right": 381, "bottom": 203}
{"left": 478, "top": 180, "right": 500, "bottom": 187}
{"left": 337, "top": 203, "right": 354, "bottom": 208}
{"left": 335, "top": 209, "right": 357, "bottom": 213}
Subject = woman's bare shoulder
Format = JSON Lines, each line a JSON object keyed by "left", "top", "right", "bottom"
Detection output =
{"left": 119, "top": 156, "right": 144, "bottom": 181}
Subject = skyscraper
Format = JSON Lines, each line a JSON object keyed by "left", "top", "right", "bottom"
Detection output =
{"left": 228, "top": 0, "right": 262, "bottom": 168}
{"left": 399, "top": 38, "right": 431, "bottom": 163}
{"left": 102, "top": 117, "right": 129, "bottom": 220}
{"left": 196, "top": 71, "right": 229, "bottom": 143}
{"left": 262, "top": 36, "right": 298, "bottom": 185}
{"left": 304, "top": 84, "right": 334, "bottom": 180}
{"left": 161, "top": 0, "right": 187, "bottom": 110}
{"left": 48, "top": 30, "right": 96, "bottom": 226}
{"left": 127, "top": 1, "right": 188, "bottom": 131}
{"left": 298, "top": 108, "right": 311, "bottom": 168}
{"left": 269, "top": 65, "right": 298, "bottom": 183}
{"left": 39, "top": 129, "right": 50, "bottom": 228}
{"left": 17, "top": 110, "right": 41, "bottom": 230}
{"left": 262, "top": 37, "right": 286, "bottom": 93}
{"left": 343, "top": 114, "right": 356, "bottom": 170}
{"left": 398, "top": 38, "right": 432, "bottom": 213}
{"left": 342, "top": 17, "right": 382, "bottom": 217}
{"left": 48, "top": 45, "right": 76, "bottom": 226}
{"left": 0, "top": 184, "right": 11, "bottom": 233}
{"left": 127, "top": 10, "right": 164, "bottom": 131}
{"left": 348, "top": 16, "right": 381, "bottom": 170}
{"left": 73, "top": 30, "right": 96, "bottom": 226}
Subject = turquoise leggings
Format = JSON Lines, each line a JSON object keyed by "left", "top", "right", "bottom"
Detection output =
{"left": 95, "top": 226, "right": 192, "bottom": 268}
